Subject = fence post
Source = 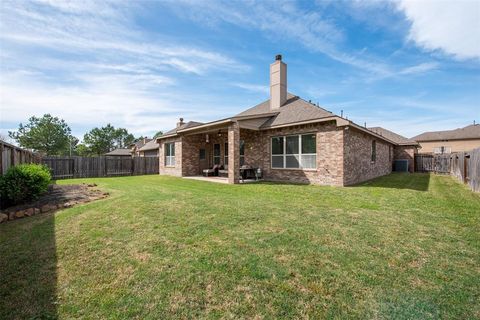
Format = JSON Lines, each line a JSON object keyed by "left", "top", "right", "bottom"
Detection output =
{"left": 0, "top": 142, "right": 3, "bottom": 175}
{"left": 10, "top": 147, "right": 15, "bottom": 167}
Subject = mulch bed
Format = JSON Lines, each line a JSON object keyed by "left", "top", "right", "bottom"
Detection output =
{"left": 0, "top": 184, "right": 108, "bottom": 223}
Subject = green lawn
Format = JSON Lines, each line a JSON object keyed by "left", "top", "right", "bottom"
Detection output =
{"left": 1, "top": 174, "right": 479, "bottom": 319}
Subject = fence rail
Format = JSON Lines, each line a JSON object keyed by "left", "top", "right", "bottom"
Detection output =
{"left": 415, "top": 148, "right": 480, "bottom": 192}
{"left": 0, "top": 140, "right": 40, "bottom": 175}
{"left": 42, "top": 156, "right": 159, "bottom": 179}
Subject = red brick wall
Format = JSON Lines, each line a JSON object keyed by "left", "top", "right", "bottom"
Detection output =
{"left": 159, "top": 137, "right": 182, "bottom": 177}
{"left": 160, "top": 122, "right": 397, "bottom": 186}
{"left": 343, "top": 127, "right": 393, "bottom": 185}
{"left": 239, "top": 121, "right": 344, "bottom": 185}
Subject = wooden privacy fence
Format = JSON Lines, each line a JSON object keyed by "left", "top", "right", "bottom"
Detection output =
{"left": 42, "top": 156, "right": 159, "bottom": 179}
{"left": 415, "top": 148, "right": 480, "bottom": 192}
{"left": 414, "top": 154, "right": 451, "bottom": 173}
{"left": 0, "top": 140, "right": 40, "bottom": 175}
{"left": 450, "top": 148, "right": 480, "bottom": 193}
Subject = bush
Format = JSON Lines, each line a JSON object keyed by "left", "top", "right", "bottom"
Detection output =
{"left": 0, "top": 164, "right": 51, "bottom": 207}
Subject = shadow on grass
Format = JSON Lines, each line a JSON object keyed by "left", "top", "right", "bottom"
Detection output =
{"left": 253, "top": 173, "right": 430, "bottom": 192}
{"left": 0, "top": 212, "right": 57, "bottom": 319}
{"left": 353, "top": 173, "right": 431, "bottom": 191}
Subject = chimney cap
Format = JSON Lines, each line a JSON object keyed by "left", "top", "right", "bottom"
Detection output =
{"left": 275, "top": 54, "right": 282, "bottom": 61}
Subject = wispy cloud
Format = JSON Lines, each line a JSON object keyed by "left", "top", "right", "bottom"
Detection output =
{"left": 0, "top": 0, "right": 248, "bottom": 138}
{"left": 163, "top": 0, "right": 394, "bottom": 76}
{"left": 232, "top": 83, "right": 269, "bottom": 94}
{"left": 398, "top": 62, "right": 439, "bottom": 75}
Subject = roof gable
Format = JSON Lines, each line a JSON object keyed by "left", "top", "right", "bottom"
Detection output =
{"left": 234, "top": 93, "right": 334, "bottom": 128}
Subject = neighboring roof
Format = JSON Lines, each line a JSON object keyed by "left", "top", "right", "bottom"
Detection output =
{"left": 368, "top": 127, "right": 418, "bottom": 146}
{"left": 105, "top": 148, "right": 132, "bottom": 156}
{"left": 163, "top": 121, "right": 204, "bottom": 136}
{"left": 138, "top": 139, "right": 159, "bottom": 151}
{"left": 235, "top": 93, "right": 334, "bottom": 128}
{"left": 132, "top": 138, "right": 152, "bottom": 149}
{"left": 411, "top": 124, "right": 480, "bottom": 142}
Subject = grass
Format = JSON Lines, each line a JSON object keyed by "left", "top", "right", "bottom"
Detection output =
{"left": 1, "top": 173, "right": 479, "bottom": 319}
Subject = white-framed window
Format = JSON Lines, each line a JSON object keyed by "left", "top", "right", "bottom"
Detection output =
{"left": 224, "top": 142, "right": 228, "bottom": 165}
{"left": 271, "top": 134, "right": 316, "bottom": 169}
{"left": 165, "top": 142, "right": 175, "bottom": 167}
{"left": 213, "top": 143, "right": 221, "bottom": 165}
{"left": 433, "top": 146, "right": 451, "bottom": 154}
{"left": 371, "top": 140, "right": 376, "bottom": 162}
{"left": 240, "top": 140, "right": 245, "bottom": 166}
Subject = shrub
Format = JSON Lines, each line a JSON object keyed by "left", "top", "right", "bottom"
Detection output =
{"left": 0, "top": 164, "right": 52, "bottom": 206}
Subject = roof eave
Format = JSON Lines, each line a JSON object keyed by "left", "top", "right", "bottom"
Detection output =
{"left": 177, "top": 119, "right": 233, "bottom": 133}
{"left": 232, "top": 111, "right": 280, "bottom": 121}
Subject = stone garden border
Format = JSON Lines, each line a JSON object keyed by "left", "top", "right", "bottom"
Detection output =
{"left": 0, "top": 183, "right": 109, "bottom": 223}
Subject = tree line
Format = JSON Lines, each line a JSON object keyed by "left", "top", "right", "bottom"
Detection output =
{"left": 7, "top": 114, "right": 163, "bottom": 156}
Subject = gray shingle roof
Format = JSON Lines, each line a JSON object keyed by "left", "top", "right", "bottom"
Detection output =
{"left": 163, "top": 121, "right": 204, "bottom": 136}
{"left": 158, "top": 92, "right": 412, "bottom": 147}
{"left": 105, "top": 148, "right": 132, "bottom": 156}
{"left": 133, "top": 138, "right": 152, "bottom": 148}
{"left": 235, "top": 93, "right": 334, "bottom": 128}
{"left": 411, "top": 124, "right": 480, "bottom": 141}
{"left": 138, "top": 139, "right": 159, "bottom": 151}
{"left": 368, "top": 127, "right": 418, "bottom": 145}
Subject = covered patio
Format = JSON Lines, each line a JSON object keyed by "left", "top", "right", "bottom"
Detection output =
{"left": 177, "top": 118, "right": 268, "bottom": 184}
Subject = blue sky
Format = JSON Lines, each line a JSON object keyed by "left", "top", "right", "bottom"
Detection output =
{"left": 0, "top": 0, "right": 479, "bottom": 141}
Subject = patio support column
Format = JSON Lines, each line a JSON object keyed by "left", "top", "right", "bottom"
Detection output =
{"left": 228, "top": 122, "right": 240, "bottom": 184}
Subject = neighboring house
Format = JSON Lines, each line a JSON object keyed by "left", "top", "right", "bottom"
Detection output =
{"left": 157, "top": 55, "right": 418, "bottom": 185}
{"left": 138, "top": 139, "right": 160, "bottom": 157}
{"left": 411, "top": 124, "right": 480, "bottom": 154}
{"left": 105, "top": 148, "right": 133, "bottom": 157}
{"left": 131, "top": 138, "right": 152, "bottom": 156}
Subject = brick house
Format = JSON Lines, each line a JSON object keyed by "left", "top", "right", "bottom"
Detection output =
{"left": 157, "top": 55, "right": 418, "bottom": 185}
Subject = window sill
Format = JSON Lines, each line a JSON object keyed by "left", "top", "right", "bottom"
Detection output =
{"left": 271, "top": 167, "right": 317, "bottom": 172}
{"left": 165, "top": 166, "right": 176, "bottom": 168}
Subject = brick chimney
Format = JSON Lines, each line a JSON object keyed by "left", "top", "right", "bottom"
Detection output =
{"left": 270, "top": 54, "right": 287, "bottom": 110}
{"left": 176, "top": 117, "right": 184, "bottom": 128}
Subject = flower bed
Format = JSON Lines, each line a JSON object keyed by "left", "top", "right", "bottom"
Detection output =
{"left": 0, "top": 183, "right": 108, "bottom": 223}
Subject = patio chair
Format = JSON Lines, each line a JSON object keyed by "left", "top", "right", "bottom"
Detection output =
{"left": 218, "top": 165, "right": 228, "bottom": 177}
{"left": 203, "top": 164, "right": 221, "bottom": 177}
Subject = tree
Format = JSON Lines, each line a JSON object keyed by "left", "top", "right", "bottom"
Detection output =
{"left": 153, "top": 130, "right": 163, "bottom": 139}
{"left": 83, "top": 124, "right": 135, "bottom": 155}
{"left": 74, "top": 143, "right": 91, "bottom": 156}
{"left": 8, "top": 114, "right": 72, "bottom": 155}
{"left": 113, "top": 128, "right": 135, "bottom": 148}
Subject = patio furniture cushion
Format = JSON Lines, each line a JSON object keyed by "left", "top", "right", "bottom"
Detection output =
{"left": 203, "top": 165, "right": 222, "bottom": 176}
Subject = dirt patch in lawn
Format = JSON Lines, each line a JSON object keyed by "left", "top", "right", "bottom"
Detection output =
{"left": 0, "top": 184, "right": 108, "bottom": 223}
